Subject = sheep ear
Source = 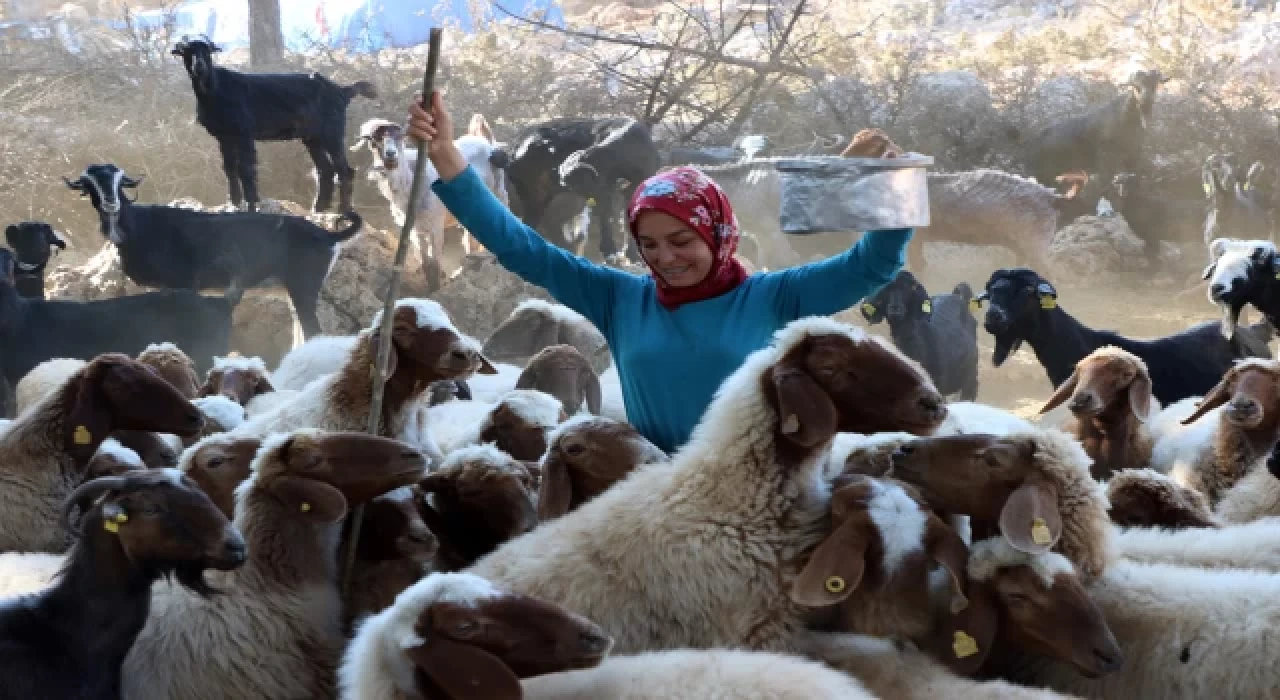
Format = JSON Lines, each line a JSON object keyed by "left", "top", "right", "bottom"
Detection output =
{"left": 1128, "top": 371, "right": 1153, "bottom": 423}
{"left": 47, "top": 229, "right": 67, "bottom": 249}
{"left": 770, "top": 365, "right": 839, "bottom": 449}
{"left": 270, "top": 476, "right": 347, "bottom": 523}
{"left": 1038, "top": 368, "right": 1079, "bottom": 415}
{"left": 926, "top": 578, "right": 999, "bottom": 676}
{"left": 582, "top": 366, "right": 602, "bottom": 415}
{"left": 999, "top": 479, "right": 1061, "bottom": 554}
{"left": 68, "top": 368, "right": 111, "bottom": 460}
{"left": 349, "top": 135, "right": 371, "bottom": 152}
{"left": 406, "top": 637, "right": 522, "bottom": 700}
{"left": 476, "top": 353, "right": 498, "bottom": 375}
{"left": 255, "top": 375, "right": 276, "bottom": 396}
{"left": 537, "top": 458, "right": 573, "bottom": 521}
{"left": 926, "top": 514, "right": 971, "bottom": 614}
{"left": 3, "top": 225, "right": 16, "bottom": 245}
{"left": 1201, "top": 261, "right": 1218, "bottom": 281}
{"left": 198, "top": 370, "right": 222, "bottom": 398}
{"left": 1181, "top": 375, "right": 1234, "bottom": 425}
{"left": 790, "top": 513, "right": 871, "bottom": 607}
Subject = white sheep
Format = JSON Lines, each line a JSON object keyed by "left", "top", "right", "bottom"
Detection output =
{"left": 1217, "top": 466, "right": 1280, "bottom": 523}
{"left": 1116, "top": 517, "right": 1280, "bottom": 571}
{"left": 467, "top": 316, "right": 948, "bottom": 654}
{"left": 13, "top": 357, "right": 85, "bottom": 416}
{"left": 935, "top": 401, "right": 1037, "bottom": 436}
{"left": 462, "top": 361, "right": 523, "bottom": 404}
{"left": 481, "top": 298, "right": 612, "bottom": 376}
{"left": 427, "top": 389, "right": 565, "bottom": 461}
{"left": 269, "top": 335, "right": 359, "bottom": 391}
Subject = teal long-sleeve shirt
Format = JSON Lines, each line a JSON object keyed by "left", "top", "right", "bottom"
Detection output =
{"left": 433, "top": 165, "right": 913, "bottom": 455}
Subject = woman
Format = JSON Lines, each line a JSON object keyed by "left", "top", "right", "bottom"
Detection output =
{"left": 409, "top": 92, "right": 913, "bottom": 454}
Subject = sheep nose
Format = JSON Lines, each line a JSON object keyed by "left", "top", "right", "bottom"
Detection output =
{"left": 1093, "top": 648, "right": 1123, "bottom": 673}
{"left": 220, "top": 532, "right": 247, "bottom": 566}
{"left": 579, "top": 631, "right": 611, "bottom": 655}
{"left": 917, "top": 393, "right": 944, "bottom": 418}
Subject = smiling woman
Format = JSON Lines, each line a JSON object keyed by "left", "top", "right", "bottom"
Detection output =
{"left": 407, "top": 92, "right": 915, "bottom": 453}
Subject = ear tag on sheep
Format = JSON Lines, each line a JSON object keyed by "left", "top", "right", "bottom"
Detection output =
{"left": 73, "top": 425, "right": 92, "bottom": 445}
{"left": 824, "top": 576, "right": 846, "bottom": 594}
{"left": 861, "top": 302, "right": 877, "bottom": 316}
{"left": 300, "top": 502, "right": 312, "bottom": 513}
{"left": 921, "top": 300, "right": 932, "bottom": 313}
{"left": 1039, "top": 296, "right": 1057, "bottom": 310}
{"left": 1031, "top": 517, "right": 1052, "bottom": 545}
{"left": 952, "top": 630, "right": 979, "bottom": 659}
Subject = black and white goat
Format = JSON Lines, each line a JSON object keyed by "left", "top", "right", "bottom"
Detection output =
{"left": 4, "top": 222, "right": 65, "bottom": 299}
{"left": 64, "top": 163, "right": 361, "bottom": 338}
{"left": 1203, "top": 154, "right": 1274, "bottom": 246}
{"left": 171, "top": 36, "right": 377, "bottom": 214}
{"left": 1204, "top": 238, "right": 1280, "bottom": 337}
{"left": 977, "top": 267, "right": 1272, "bottom": 406}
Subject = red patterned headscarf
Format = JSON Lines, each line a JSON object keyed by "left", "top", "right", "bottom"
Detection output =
{"left": 627, "top": 166, "right": 749, "bottom": 309}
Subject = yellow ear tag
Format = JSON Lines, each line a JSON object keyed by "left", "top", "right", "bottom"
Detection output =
{"left": 114, "top": 513, "right": 129, "bottom": 524}
{"left": 861, "top": 302, "right": 876, "bottom": 316}
{"left": 103, "top": 520, "right": 119, "bottom": 533}
{"left": 969, "top": 299, "right": 981, "bottom": 312}
{"left": 1274, "top": 270, "right": 1280, "bottom": 281}
{"left": 921, "top": 300, "right": 932, "bottom": 313}
{"left": 300, "top": 502, "right": 312, "bottom": 513}
{"left": 824, "top": 576, "right": 846, "bottom": 594}
{"left": 1031, "top": 517, "right": 1052, "bottom": 545}
{"left": 586, "top": 197, "right": 597, "bottom": 207}
{"left": 1039, "top": 296, "right": 1057, "bottom": 310}
{"left": 73, "top": 425, "right": 92, "bottom": 445}
{"left": 1203, "top": 182, "right": 1213, "bottom": 195}
{"left": 953, "top": 630, "right": 979, "bottom": 658}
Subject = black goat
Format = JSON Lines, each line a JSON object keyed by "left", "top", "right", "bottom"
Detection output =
{"left": 1203, "top": 154, "right": 1274, "bottom": 246}
{"left": 64, "top": 163, "right": 361, "bottom": 338}
{"left": 976, "top": 267, "right": 1273, "bottom": 406}
{"left": 1108, "top": 172, "right": 1206, "bottom": 250}
{"left": 171, "top": 37, "right": 377, "bottom": 214}
{"left": 4, "top": 221, "right": 65, "bottom": 299}
{"left": 507, "top": 117, "right": 661, "bottom": 260}
{"left": 1024, "top": 70, "right": 1169, "bottom": 187}
{"left": 0, "top": 248, "right": 239, "bottom": 385}
{"left": 0, "top": 470, "right": 244, "bottom": 700}
{"left": 860, "top": 270, "right": 979, "bottom": 400}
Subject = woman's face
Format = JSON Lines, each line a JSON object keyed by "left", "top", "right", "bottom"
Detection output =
{"left": 633, "top": 211, "right": 715, "bottom": 288}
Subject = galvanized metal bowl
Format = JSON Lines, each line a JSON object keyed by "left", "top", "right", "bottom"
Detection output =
{"left": 775, "top": 154, "right": 934, "bottom": 234}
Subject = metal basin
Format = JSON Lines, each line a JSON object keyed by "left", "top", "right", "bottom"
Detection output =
{"left": 776, "top": 154, "right": 933, "bottom": 234}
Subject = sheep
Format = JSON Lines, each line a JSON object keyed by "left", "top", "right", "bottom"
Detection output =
{"left": 1115, "top": 517, "right": 1280, "bottom": 571}
{"left": 0, "top": 247, "right": 241, "bottom": 382}
{"left": 976, "top": 267, "right": 1272, "bottom": 406}
{"left": 482, "top": 298, "right": 612, "bottom": 376}
{"left": 177, "top": 432, "right": 263, "bottom": 518}
{"left": 346, "top": 486, "right": 438, "bottom": 628}
{"left": 352, "top": 117, "right": 509, "bottom": 291}
{"left": 171, "top": 36, "right": 376, "bottom": 213}
{"left": 1152, "top": 358, "right": 1280, "bottom": 504}
{"left": 935, "top": 401, "right": 1039, "bottom": 436}
{"left": 429, "top": 389, "right": 567, "bottom": 461}
{"left": 536, "top": 414, "right": 668, "bottom": 521}
{"left": 121, "top": 429, "right": 428, "bottom": 700}
{"left": 198, "top": 353, "right": 275, "bottom": 406}
{"left": 63, "top": 163, "right": 361, "bottom": 339}
{"left": 270, "top": 335, "right": 359, "bottom": 390}
{"left": 1036, "top": 346, "right": 1159, "bottom": 479}
{"left": 515, "top": 344, "right": 602, "bottom": 415}
{"left": 136, "top": 341, "right": 202, "bottom": 399}
{"left": 1202, "top": 237, "right": 1280, "bottom": 339}
{"left": 1203, "top": 154, "right": 1274, "bottom": 247}
{"left": 889, "top": 429, "right": 1116, "bottom": 581}
{"left": 467, "top": 316, "right": 948, "bottom": 654}
{"left": 0, "top": 469, "right": 246, "bottom": 700}
{"left": 233, "top": 299, "right": 495, "bottom": 463}
{"left": 4, "top": 221, "right": 65, "bottom": 299}
{"left": 190, "top": 394, "right": 246, "bottom": 435}
{"left": 1105, "top": 468, "right": 1218, "bottom": 529}
{"left": 1024, "top": 69, "right": 1169, "bottom": 188}
{"left": 85, "top": 437, "right": 146, "bottom": 480}
{"left": 418, "top": 444, "right": 540, "bottom": 572}
{"left": 461, "top": 361, "right": 524, "bottom": 404}
{"left": 861, "top": 270, "right": 980, "bottom": 400}
{"left": 13, "top": 357, "right": 86, "bottom": 416}
{"left": 338, "top": 571, "right": 613, "bottom": 700}
{"left": 0, "top": 353, "right": 205, "bottom": 552}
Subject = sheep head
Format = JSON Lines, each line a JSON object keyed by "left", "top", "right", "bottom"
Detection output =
{"left": 1180, "top": 359, "right": 1280, "bottom": 432}
{"left": 1106, "top": 468, "right": 1218, "bottom": 529}
{"left": 351, "top": 118, "right": 406, "bottom": 170}
{"left": 369, "top": 299, "right": 498, "bottom": 395}
{"left": 356, "top": 486, "right": 437, "bottom": 565}
{"left": 557, "top": 149, "right": 600, "bottom": 194}
{"left": 515, "top": 344, "right": 601, "bottom": 416}
{"left": 483, "top": 299, "right": 610, "bottom": 375}
{"left": 477, "top": 390, "right": 566, "bottom": 462}
{"left": 1039, "top": 346, "right": 1153, "bottom": 423}
{"left": 137, "top": 342, "right": 202, "bottom": 400}
{"left": 62, "top": 468, "right": 247, "bottom": 597}
{"left": 976, "top": 268, "right": 1058, "bottom": 367}
{"left": 537, "top": 415, "right": 668, "bottom": 521}
{"left": 4, "top": 221, "right": 65, "bottom": 273}
{"left": 927, "top": 537, "right": 1121, "bottom": 679}
{"left": 1127, "top": 68, "right": 1169, "bottom": 117}
{"left": 1201, "top": 238, "right": 1277, "bottom": 340}
{"left": 170, "top": 36, "right": 221, "bottom": 91}
{"left": 63, "top": 164, "right": 144, "bottom": 244}
{"left": 179, "top": 433, "right": 263, "bottom": 518}
{"left": 860, "top": 269, "right": 932, "bottom": 326}
{"left": 63, "top": 353, "right": 205, "bottom": 462}
{"left": 200, "top": 354, "right": 275, "bottom": 407}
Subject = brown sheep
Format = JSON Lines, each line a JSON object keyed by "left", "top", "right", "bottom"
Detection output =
{"left": 1105, "top": 468, "right": 1218, "bottom": 530}
{"left": 177, "top": 432, "right": 263, "bottom": 518}
{"left": 537, "top": 415, "right": 668, "bottom": 521}
{"left": 516, "top": 344, "right": 602, "bottom": 416}
{"left": 136, "top": 342, "right": 202, "bottom": 399}
{"left": 199, "top": 353, "right": 275, "bottom": 407}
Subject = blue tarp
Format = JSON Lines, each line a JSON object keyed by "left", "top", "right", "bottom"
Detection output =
{"left": 121, "top": 0, "right": 564, "bottom": 52}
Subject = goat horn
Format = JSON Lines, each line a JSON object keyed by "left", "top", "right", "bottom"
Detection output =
{"left": 61, "top": 475, "right": 132, "bottom": 538}
{"left": 121, "top": 174, "right": 144, "bottom": 188}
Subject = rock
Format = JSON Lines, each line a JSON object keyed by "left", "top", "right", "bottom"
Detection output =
{"left": 1048, "top": 215, "right": 1147, "bottom": 279}
{"left": 46, "top": 242, "right": 144, "bottom": 301}
{"left": 316, "top": 224, "right": 431, "bottom": 335}
{"left": 429, "top": 254, "right": 552, "bottom": 341}
{"left": 230, "top": 292, "right": 298, "bottom": 369}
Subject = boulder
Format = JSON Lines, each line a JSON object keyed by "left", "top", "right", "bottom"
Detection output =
{"left": 230, "top": 292, "right": 298, "bottom": 369}
{"left": 1048, "top": 215, "right": 1147, "bottom": 279}
{"left": 316, "top": 224, "right": 431, "bottom": 335}
{"left": 46, "top": 242, "right": 143, "bottom": 301}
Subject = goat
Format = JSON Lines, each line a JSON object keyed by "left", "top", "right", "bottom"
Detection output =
{"left": 861, "top": 270, "right": 979, "bottom": 400}
{"left": 1024, "top": 69, "right": 1170, "bottom": 187}
{"left": 0, "top": 469, "right": 245, "bottom": 699}
{"left": 1203, "top": 238, "right": 1280, "bottom": 338}
{"left": 1203, "top": 154, "right": 1274, "bottom": 246}
{"left": 64, "top": 163, "right": 362, "bottom": 338}
{"left": 975, "top": 267, "right": 1272, "bottom": 406}
{"left": 4, "top": 221, "right": 65, "bottom": 299}
{"left": 171, "top": 36, "right": 377, "bottom": 213}
{"left": 346, "top": 487, "right": 437, "bottom": 628}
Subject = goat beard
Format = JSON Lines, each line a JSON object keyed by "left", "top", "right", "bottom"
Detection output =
{"left": 150, "top": 562, "right": 221, "bottom": 598}
{"left": 991, "top": 335, "right": 1023, "bottom": 367}
{"left": 1219, "top": 301, "right": 1244, "bottom": 340}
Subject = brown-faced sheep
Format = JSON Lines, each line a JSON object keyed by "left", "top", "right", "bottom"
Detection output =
{"left": 1105, "top": 468, "right": 1218, "bottom": 529}
{"left": 345, "top": 486, "right": 437, "bottom": 628}
{"left": 136, "top": 342, "right": 202, "bottom": 399}
{"left": 177, "top": 433, "right": 263, "bottom": 518}
{"left": 429, "top": 389, "right": 567, "bottom": 461}
{"left": 199, "top": 353, "right": 275, "bottom": 406}
{"left": 516, "top": 344, "right": 602, "bottom": 416}
{"left": 537, "top": 415, "right": 668, "bottom": 521}
{"left": 482, "top": 299, "right": 611, "bottom": 376}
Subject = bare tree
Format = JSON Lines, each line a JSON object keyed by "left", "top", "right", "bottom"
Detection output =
{"left": 249, "top": 0, "right": 285, "bottom": 68}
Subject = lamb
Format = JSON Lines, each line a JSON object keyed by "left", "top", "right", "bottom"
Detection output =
{"left": 0, "top": 353, "right": 204, "bottom": 552}
{"left": 0, "top": 469, "right": 246, "bottom": 700}
{"left": 1202, "top": 237, "right": 1280, "bottom": 339}
{"left": 890, "top": 429, "right": 1116, "bottom": 580}
{"left": 1105, "top": 468, "right": 1218, "bottom": 529}
{"left": 1115, "top": 517, "right": 1280, "bottom": 571}
{"left": 171, "top": 36, "right": 376, "bottom": 213}
{"left": 1037, "top": 346, "right": 1159, "bottom": 479}
{"left": 976, "top": 267, "right": 1272, "bottom": 406}
{"left": 121, "top": 429, "right": 428, "bottom": 700}
{"left": 428, "top": 389, "right": 566, "bottom": 461}
{"left": 861, "top": 270, "right": 980, "bottom": 399}
{"left": 352, "top": 117, "right": 509, "bottom": 291}
{"left": 482, "top": 298, "right": 612, "bottom": 376}
{"left": 63, "top": 163, "right": 361, "bottom": 338}
{"left": 418, "top": 444, "right": 540, "bottom": 572}
{"left": 0, "top": 247, "right": 241, "bottom": 381}
{"left": 515, "top": 344, "right": 602, "bottom": 415}
{"left": 199, "top": 353, "right": 275, "bottom": 406}
{"left": 338, "top": 571, "right": 613, "bottom": 700}
{"left": 4, "top": 221, "right": 65, "bottom": 299}
{"left": 177, "top": 432, "right": 263, "bottom": 518}
{"left": 1151, "top": 359, "right": 1280, "bottom": 504}
{"left": 537, "top": 415, "right": 668, "bottom": 520}
{"left": 467, "top": 316, "right": 948, "bottom": 654}
{"left": 1203, "top": 154, "right": 1274, "bottom": 247}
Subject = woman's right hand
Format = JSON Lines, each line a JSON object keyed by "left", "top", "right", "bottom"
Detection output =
{"left": 408, "top": 90, "right": 466, "bottom": 181}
